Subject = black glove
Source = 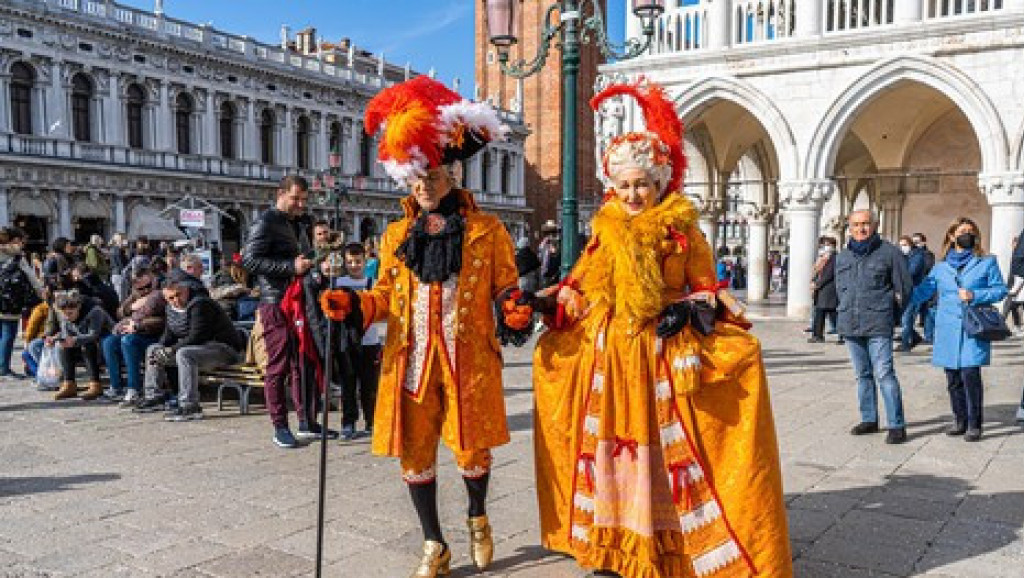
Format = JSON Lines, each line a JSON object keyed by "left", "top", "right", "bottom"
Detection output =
{"left": 656, "top": 300, "right": 716, "bottom": 339}
{"left": 656, "top": 301, "right": 692, "bottom": 339}
{"left": 506, "top": 289, "right": 558, "bottom": 316}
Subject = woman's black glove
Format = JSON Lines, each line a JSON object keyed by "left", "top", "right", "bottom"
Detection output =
{"left": 656, "top": 301, "right": 691, "bottom": 339}
{"left": 516, "top": 290, "right": 558, "bottom": 316}
{"left": 656, "top": 300, "right": 716, "bottom": 339}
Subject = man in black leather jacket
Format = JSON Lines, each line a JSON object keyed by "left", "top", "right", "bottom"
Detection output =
{"left": 242, "top": 175, "right": 328, "bottom": 448}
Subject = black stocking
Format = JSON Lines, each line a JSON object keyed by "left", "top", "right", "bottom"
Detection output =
{"left": 408, "top": 480, "right": 445, "bottom": 546}
{"left": 464, "top": 473, "right": 490, "bottom": 518}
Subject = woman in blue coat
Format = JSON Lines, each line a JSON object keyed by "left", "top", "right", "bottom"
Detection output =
{"left": 912, "top": 217, "right": 1007, "bottom": 441}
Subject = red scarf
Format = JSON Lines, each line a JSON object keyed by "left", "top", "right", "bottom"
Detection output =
{"left": 280, "top": 277, "right": 323, "bottom": 391}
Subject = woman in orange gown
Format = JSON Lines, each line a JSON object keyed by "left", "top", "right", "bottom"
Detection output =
{"left": 532, "top": 81, "right": 792, "bottom": 578}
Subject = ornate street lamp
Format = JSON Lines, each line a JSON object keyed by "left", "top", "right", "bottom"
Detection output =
{"left": 485, "top": 0, "right": 663, "bottom": 275}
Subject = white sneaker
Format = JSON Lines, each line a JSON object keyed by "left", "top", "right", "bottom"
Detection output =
{"left": 119, "top": 390, "right": 140, "bottom": 409}
{"left": 1015, "top": 406, "right": 1024, "bottom": 423}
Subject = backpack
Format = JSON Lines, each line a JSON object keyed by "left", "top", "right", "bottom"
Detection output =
{"left": 0, "top": 257, "right": 41, "bottom": 316}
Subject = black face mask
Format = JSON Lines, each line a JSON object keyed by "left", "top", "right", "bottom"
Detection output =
{"left": 955, "top": 233, "right": 976, "bottom": 250}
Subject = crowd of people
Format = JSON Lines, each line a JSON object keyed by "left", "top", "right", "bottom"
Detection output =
{"left": 0, "top": 218, "right": 384, "bottom": 436}
{"left": 806, "top": 212, "right": 1024, "bottom": 444}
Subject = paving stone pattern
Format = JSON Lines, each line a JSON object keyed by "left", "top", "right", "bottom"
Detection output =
{"left": 2, "top": 317, "right": 1023, "bottom": 577}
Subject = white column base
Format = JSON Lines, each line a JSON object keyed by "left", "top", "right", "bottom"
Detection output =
{"left": 780, "top": 180, "right": 836, "bottom": 319}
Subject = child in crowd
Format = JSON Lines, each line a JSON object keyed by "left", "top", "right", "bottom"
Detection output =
{"left": 334, "top": 243, "right": 382, "bottom": 440}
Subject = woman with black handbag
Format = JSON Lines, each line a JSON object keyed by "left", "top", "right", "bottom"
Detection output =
{"left": 910, "top": 217, "right": 1008, "bottom": 441}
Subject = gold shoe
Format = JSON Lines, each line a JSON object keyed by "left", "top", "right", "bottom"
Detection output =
{"left": 410, "top": 540, "right": 450, "bottom": 578}
{"left": 467, "top": 515, "right": 494, "bottom": 570}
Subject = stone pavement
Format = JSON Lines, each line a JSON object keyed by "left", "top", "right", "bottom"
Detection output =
{"left": 1, "top": 318, "right": 1023, "bottom": 577}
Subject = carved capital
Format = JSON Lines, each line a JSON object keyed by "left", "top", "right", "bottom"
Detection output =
{"left": 779, "top": 179, "right": 836, "bottom": 211}
{"left": 979, "top": 172, "right": 1024, "bottom": 206}
{"left": 739, "top": 204, "right": 774, "bottom": 224}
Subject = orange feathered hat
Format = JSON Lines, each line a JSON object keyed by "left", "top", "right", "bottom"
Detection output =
{"left": 590, "top": 79, "right": 685, "bottom": 196}
{"left": 364, "top": 76, "right": 509, "bottom": 185}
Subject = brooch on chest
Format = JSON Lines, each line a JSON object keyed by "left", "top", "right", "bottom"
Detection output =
{"left": 425, "top": 214, "right": 447, "bottom": 235}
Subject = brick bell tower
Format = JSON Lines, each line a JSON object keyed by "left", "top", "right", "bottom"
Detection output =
{"left": 475, "top": 0, "right": 605, "bottom": 239}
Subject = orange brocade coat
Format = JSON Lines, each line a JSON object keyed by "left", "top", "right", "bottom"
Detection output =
{"left": 355, "top": 189, "right": 518, "bottom": 457}
{"left": 533, "top": 194, "right": 792, "bottom": 578}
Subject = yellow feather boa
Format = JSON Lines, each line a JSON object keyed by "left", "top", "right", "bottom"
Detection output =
{"left": 580, "top": 193, "right": 699, "bottom": 324}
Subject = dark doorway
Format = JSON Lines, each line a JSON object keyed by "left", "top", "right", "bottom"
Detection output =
{"left": 14, "top": 215, "right": 48, "bottom": 257}
{"left": 74, "top": 218, "right": 107, "bottom": 245}
{"left": 359, "top": 217, "right": 377, "bottom": 243}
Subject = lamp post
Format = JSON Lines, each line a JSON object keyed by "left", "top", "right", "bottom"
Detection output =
{"left": 485, "top": 0, "right": 664, "bottom": 276}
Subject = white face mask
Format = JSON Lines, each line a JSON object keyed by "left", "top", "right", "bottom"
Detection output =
{"left": 900, "top": 244, "right": 911, "bottom": 255}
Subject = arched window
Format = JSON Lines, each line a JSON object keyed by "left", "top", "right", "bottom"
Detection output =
{"left": 359, "top": 133, "right": 373, "bottom": 176}
{"left": 174, "top": 93, "right": 193, "bottom": 155}
{"left": 296, "top": 115, "right": 310, "bottom": 169}
{"left": 71, "top": 73, "right": 93, "bottom": 142}
{"left": 11, "top": 62, "right": 35, "bottom": 135}
{"left": 481, "top": 151, "right": 492, "bottom": 192}
{"left": 260, "top": 109, "right": 275, "bottom": 165}
{"left": 125, "top": 83, "right": 146, "bottom": 149}
{"left": 219, "top": 101, "right": 236, "bottom": 159}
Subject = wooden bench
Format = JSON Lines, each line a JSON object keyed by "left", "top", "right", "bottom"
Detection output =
{"left": 200, "top": 363, "right": 264, "bottom": 414}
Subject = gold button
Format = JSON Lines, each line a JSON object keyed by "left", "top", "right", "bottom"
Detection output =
{"left": 459, "top": 307, "right": 468, "bottom": 315}
{"left": 457, "top": 323, "right": 465, "bottom": 332}
{"left": 396, "top": 283, "right": 402, "bottom": 291}
{"left": 469, "top": 276, "right": 478, "bottom": 284}
{"left": 473, "top": 259, "right": 482, "bottom": 268}
{"left": 463, "top": 291, "right": 472, "bottom": 300}
{"left": 390, "top": 267, "right": 398, "bottom": 277}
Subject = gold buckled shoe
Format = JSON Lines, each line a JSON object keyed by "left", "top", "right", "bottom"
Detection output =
{"left": 467, "top": 515, "right": 493, "bottom": 570}
{"left": 410, "top": 540, "right": 450, "bottom": 578}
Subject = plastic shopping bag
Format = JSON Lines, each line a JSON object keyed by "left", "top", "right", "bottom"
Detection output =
{"left": 35, "top": 345, "right": 62, "bottom": 390}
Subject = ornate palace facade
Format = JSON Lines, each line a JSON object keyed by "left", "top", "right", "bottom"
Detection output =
{"left": 601, "top": 0, "right": 1024, "bottom": 316}
{"left": 1, "top": 0, "right": 530, "bottom": 255}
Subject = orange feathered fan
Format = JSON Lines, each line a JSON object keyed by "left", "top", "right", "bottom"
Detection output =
{"left": 590, "top": 81, "right": 686, "bottom": 194}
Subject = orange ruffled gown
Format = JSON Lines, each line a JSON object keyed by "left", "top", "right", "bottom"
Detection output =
{"left": 533, "top": 195, "right": 792, "bottom": 578}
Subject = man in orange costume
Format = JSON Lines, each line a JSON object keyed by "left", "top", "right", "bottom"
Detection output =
{"left": 320, "top": 76, "right": 534, "bottom": 578}
{"left": 532, "top": 81, "right": 792, "bottom": 577}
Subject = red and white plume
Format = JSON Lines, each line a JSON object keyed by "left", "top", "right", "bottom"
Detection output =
{"left": 591, "top": 79, "right": 686, "bottom": 195}
{"left": 364, "top": 76, "right": 509, "bottom": 185}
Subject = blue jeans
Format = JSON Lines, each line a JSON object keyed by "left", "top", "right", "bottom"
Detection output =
{"left": 900, "top": 300, "right": 923, "bottom": 347}
{"left": 0, "top": 319, "right": 19, "bottom": 373}
{"left": 846, "top": 335, "right": 906, "bottom": 428}
{"left": 922, "top": 305, "right": 936, "bottom": 342}
{"left": 102, "top": 333, "right": 159, "bottom": 393}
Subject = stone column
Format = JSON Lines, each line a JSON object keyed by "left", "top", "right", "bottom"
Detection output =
{"left": 202, "top": 91, "right": 218, "bottom": 156}
{"left": 240, "top": 99, "right": 258, "bottom": 162}
{"left": 104, "top": 74, "right": 123, "bottom": 146}
{"left": 741, "top": 205, "right": 773, "bottom": 303}
{"left": 0, "top": 187, "right": 9, "bottom": 228}
{"left": 316, "top": 113, "right": 329, "bottom": 171}
{"left": 795, "top": 0, "right": 823, "bottom": 37}
{"left": 345, "top": 118, "right": 360, "bottom": 173}
{"left": 876, "top": 193, "right": 905, "bottom": 242}
{"left": 981, "top": 173, "right": 1024, "bottom": 276}
{"left": 114, "top": 196, "right": 126, "bottom": 234}
{"left": 156, "top": 80, "right": 173, "bottom": 151}
{"left": 280, "top": 108, "right": 294, "bottom": 169}
{"left": 58, "top": 191, "right": 72, "bottom": 238}
{"left": 780, "top": 179, "right": 836, "bottom": 318}
{"left": 893, "top": 0, "right": 923, "bottom": 24}
{"left": 708, "top": 0, "right": 731, "bottom": 49}
{"left": 45, "top": 60, "right": 69, "bottom": 140}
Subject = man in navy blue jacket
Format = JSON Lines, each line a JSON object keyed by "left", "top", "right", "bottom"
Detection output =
{"left": 896, "top": 235, "right": 929, "bottom": 352}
